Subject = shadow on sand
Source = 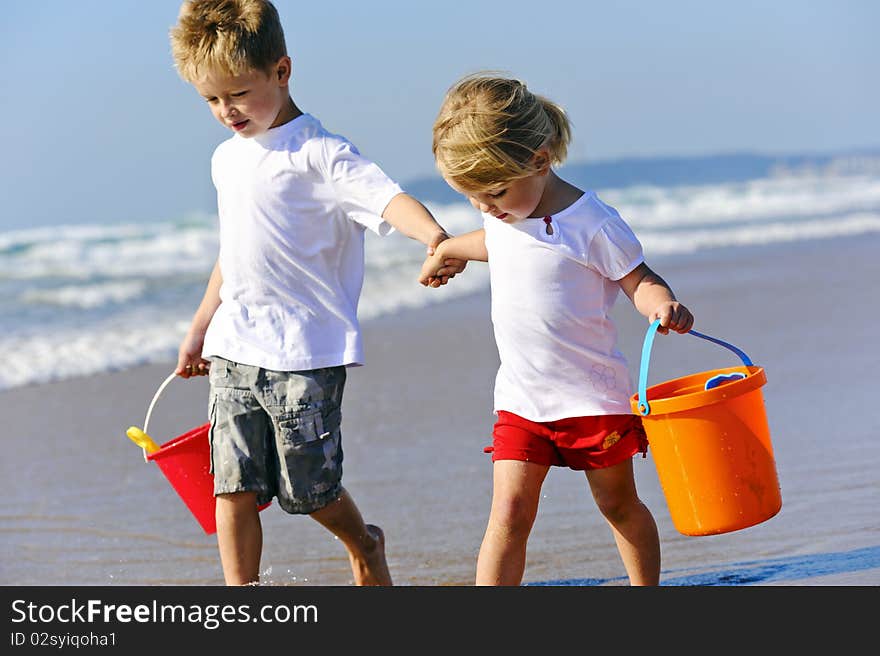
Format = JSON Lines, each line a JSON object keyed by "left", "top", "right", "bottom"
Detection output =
{"left": 529, "top": 545, "right": 880, "bottom": 586}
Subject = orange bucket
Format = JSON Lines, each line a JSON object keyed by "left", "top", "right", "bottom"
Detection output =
{"left": 631, "top": 321, "right": 781, "bottom": 536}
{"left": 128, "top": 373, "right": 270, "bottom": 535}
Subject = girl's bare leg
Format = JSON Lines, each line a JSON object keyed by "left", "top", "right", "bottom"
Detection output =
{"left": 586, "top": 459, "right": 660, "bottom": 586}
{"left": 476, "top": 460, "right": 549, "bottom": 586}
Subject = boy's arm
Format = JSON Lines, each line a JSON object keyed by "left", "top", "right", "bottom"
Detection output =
{"left": 419, "top": 229, "right": 487, "bottom": 287}
{"left": 382, "top": 193, "right": 467, "bottom": 282}
{"left": 176, "top": 259, "right": 222, "bottom": 378}
{"left": 617, "top": 262, "right": 694, "bottom": 335}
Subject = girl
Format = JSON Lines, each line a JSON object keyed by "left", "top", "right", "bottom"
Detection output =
{"left": 421, "top": 73, "right": 694, "bottom": 586}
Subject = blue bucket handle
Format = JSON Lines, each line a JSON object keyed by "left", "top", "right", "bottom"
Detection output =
{"left": 637, "top": 319, "right": 753, "bottom": 416}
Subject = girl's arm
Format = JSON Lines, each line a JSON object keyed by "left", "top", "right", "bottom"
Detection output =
{"left": 420, "top": 229, "right": 487, "bottom": 287}
{"left": 617, "top": 262, "right": 694, "bottom": 334}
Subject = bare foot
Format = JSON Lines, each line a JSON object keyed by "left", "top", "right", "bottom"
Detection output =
{"left": 349, "top": 524, "right": 392, "bottom": 586}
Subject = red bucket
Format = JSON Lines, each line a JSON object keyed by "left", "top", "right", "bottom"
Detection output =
{"left": 147, "top": 423, "right": 217, "bottom": 534}
{"left": 134, "top": 373, "right": 270, "bottom": 535}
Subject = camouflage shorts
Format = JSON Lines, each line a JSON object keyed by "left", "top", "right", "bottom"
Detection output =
{"left": 208, "top": 357, "right": 345, "bottom": 514}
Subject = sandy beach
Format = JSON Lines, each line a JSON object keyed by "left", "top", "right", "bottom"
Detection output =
{"left": 1, "top": 233, "right": 878, "bottom": 586}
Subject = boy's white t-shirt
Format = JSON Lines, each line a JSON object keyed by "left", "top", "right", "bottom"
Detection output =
{"left": 202, "top": 113, "right": 403, "bottom": 371}
{"left": 484, "top": 191, "right": 644, "bottom": 422}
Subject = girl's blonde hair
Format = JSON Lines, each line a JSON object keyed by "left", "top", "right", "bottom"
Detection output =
{"left": 169, "top": 0, "right": 287, "bottom": 83}
{"left": 432, "top": 73, "right": 572, "bottom": 192}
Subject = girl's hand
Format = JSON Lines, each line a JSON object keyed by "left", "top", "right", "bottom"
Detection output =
{"left": 650, "top": 301, "right": 694, "bottom": 335}
{"left": 419, "top": 252, "right": 448, "bottom": 288}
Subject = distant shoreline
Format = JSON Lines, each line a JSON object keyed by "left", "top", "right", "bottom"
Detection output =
{"left": 405, "top": 147, "right": 880, "bottom": 204}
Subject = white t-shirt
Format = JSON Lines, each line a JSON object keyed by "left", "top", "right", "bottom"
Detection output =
{"left": 485, "top": 191, "right": 644, "bottom": 422}
{"left": 202, "top": 113, "right": 403, "bottom": 371}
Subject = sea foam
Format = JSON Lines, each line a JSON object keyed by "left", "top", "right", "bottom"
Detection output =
{"left": 2, "top": 168, "right": 878, "bottom": 390}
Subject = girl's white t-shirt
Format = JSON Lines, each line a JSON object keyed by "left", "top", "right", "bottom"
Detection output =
{"left": 484, "top": 191, "right": 644, "bottom": 422}
{"left": 202, "top": 113, "right": 403, "bottom": 371}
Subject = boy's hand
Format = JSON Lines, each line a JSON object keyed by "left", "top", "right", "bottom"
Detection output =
{"left": 426, "top": 232, "right": 467, "bottom": 286}
{"left": 650, "top": 301, "right": 694, "bottom": 335}
{"left": 419, "top": 250, "right": 452, "bottom": 288}
{"left": 176, "top": 331, "right": 210, "bottom": 378}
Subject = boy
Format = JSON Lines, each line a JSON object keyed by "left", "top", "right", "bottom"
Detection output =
{"left": 169, "top": 0, "right": 463, "bottom": 585}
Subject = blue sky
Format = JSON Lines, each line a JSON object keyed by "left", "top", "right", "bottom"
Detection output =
{"left": 2, "top": 0, "right": 878, "bottom": 228}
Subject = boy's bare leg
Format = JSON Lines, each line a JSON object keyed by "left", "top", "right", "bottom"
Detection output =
{"left": 309, "top": 488, "right": 392, "bottom": 586}
{"left": 476, "top": 460, "right": 549, "bottom": 586}
{"left": 586, "top": 459, "right": 660, "bottom": 586}
{"left": 215, "top": 491, "right": 263, "bottom": 585}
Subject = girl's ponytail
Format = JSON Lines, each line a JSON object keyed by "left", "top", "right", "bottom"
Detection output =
{"left": 538, "top": 97, "right": 572, "bottom": 166}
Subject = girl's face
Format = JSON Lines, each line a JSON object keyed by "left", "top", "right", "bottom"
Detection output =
{"left": 193, "top": 58, "right": 294, "bottom": 138}
{"left": 448, "top": 152, "right": 552, "bottom": 223}
{"left": 453, "top": 174, "right": 550, "bottom": 223}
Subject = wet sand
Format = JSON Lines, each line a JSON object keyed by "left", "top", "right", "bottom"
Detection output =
{"left": 1, "top": 234, "right": 878, "bottom": 585}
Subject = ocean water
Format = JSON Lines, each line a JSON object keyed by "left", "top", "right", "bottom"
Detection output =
{"left": 2, "top": 153, "right": 879, "bottom": 391}
{"left": 3, "top": 152, "right": 880, "bottom": 588}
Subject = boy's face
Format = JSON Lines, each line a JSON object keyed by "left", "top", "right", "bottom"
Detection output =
{"left": 193, "top": 57, "right": 294, "bottom": 138}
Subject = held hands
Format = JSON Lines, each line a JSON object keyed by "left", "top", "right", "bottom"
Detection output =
{"left": 423, "top": 232, "right": 466, "bottom": 288}
{"left": 650, "top": 301, "right": 695, "bottom": 335}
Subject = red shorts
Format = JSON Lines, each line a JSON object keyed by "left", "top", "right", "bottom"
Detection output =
{"left": 486, "top": 411, "right": 648, "bottom": 471}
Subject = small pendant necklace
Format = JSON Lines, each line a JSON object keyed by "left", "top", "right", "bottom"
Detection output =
{"left": 542, "top": 215, "right": 554, "bottom": 235}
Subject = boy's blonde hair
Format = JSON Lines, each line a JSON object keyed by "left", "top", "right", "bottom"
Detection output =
{"left": 432, "top": 73, "right": 572, "bottom": 192}
{"left": 169, "top": 0, "right": 287, "bottom": 82}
